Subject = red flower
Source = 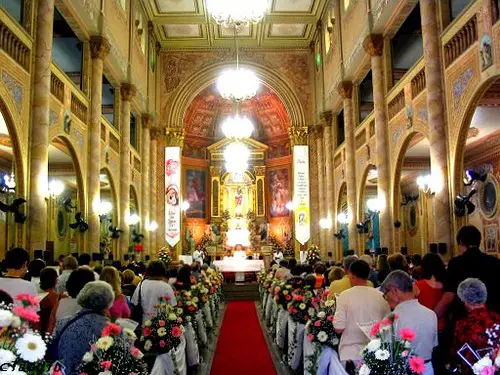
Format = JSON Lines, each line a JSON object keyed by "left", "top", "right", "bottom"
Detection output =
{"left": 285, "top": 295, "right": 292, "bottom": 301}
{"left": 293, "top": 295, "right": 304, "bottom": 301}
{"left": 159, "top": 340, "right": 166, "bottom": 348}
{"left": 370, "top": 321, "right": 381, "bottom": 337}
{"left": 188, "top": 305, "right": 196, "bottom": 312}
{"left": 100, "top": 361, "right": 112, "bottom": 370}
{"left": 380, "top": 319, "right": 392, "bottom": 326}
{"left": 12, "top": 306, "right": 39, "bottom": 323}
{"left": 158, "top": 320, "right": 165, "bottom": 327}
{"left": 172, "top": 326, "right": 182, "bottom": 338}
{"left": 133, "top": 244, "right": 144, "bottom": 252}
{"left": 102, "top": 322, "right": 121, "bottom": 337}
{"left": 409, "top": 356, "right": 426, "bottom": 374}
{"left": 399, "top": 328, "right": 416, "bottom": 342}
{"left": 143, "top": 327, "right": 151, "bottom": 337}
{"left": 15, "top": 294, "right": 40, "bottom": 307}
{"left": 177, "top": 301, "right": 183, "bottom": 307}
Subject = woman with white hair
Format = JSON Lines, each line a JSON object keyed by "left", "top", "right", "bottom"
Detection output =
{"left": 451, "top": 278, "right": 500, "bottom": 361}
{"left": 54, "top": 281, "right": 115, "bottom": 373}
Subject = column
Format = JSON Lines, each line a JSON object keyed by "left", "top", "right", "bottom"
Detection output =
{"left": 28, "top": 0, "right": 55, "bottom": 253}
{"left": 150, "top": 127, "right": 159, "bottom": 253}
{"left": 87, "top": 36, "right": 110, "bottom": 254}
{"left": 420, "top": 0, "right": 452, "bottom": 248}
{"left": 337, "top": 82, "right": 358, "bottom": 252}
{"left": 141, "top": 114, "right": 152, "bottom": 257}
{"left": 314, "top": 126, "right": 327, "bottom": 256}
{"left": 322, "top": 111, "right": 335, "bottom": 257}
{"left": 118, "top": 84, "right": 136, "bottom": 256}
{"left": 364, "top": 34, "right": 394, "bottom": 250}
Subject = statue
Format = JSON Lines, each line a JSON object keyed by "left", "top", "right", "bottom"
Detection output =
{"left": 235, "top": 186, "right": 244, "bottom": 216}
{"left": 186, "top": 229, "right": 195, "bottom": 253}
{"left": 259, "top": 222, "right": 268, "bottom": 242}
{"left": 210, "top": 223, "right": 220, "bottom": 244}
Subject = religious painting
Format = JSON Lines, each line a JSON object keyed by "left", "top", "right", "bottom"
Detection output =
{"left": 185, "top": 169, "right": 206, "bottom": 218}
{"left": 484, "top": 225, "right": 498, "bottom": 253}
{"left": 480, "top": 34, "right": 493, "bottom": 71}
{"left": 269, "top": 168, "right": 290, "bottom": 217}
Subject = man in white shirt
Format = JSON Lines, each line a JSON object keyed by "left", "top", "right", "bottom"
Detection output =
{"left": 273, "top": 249, "right": 284, "bottom": 262}
{"left": 193, "top": 248, "right": 204, "bottom": 265}
{"left": 56, "top": 256, "right": 78, "bottom": 293}
{"left": 0, "top": 248, "right": 39, "bottom": 303}
{"left": 334, "top": 259, "right": 390, "bottom": 364}
{"left": 381, "top": 270, "right": 438, "bottom": 375}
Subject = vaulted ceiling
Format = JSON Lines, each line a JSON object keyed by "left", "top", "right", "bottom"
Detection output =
{"left": 143, "top": 0, "right": 327, "bottom": 48}
{"left": 183, "top": 84, "right": 291, "bottom": 143}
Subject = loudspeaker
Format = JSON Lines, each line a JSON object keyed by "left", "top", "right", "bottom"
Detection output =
{"left": 34, "top": 250, "right": 43, "bottom": 260}
{"left": 429, "top": 243, "right": 438, "bottom": 254}
{"left": 438, "top": 243, "right": 448, "bottom": 255}
{"left": 375, "top": 247, "right": 382, "bottom": 256}
{"left": 401, "top": 247, "right": 408, "bottom": 255}
{"left": 145, "top": 255, "right": 150, "bottom": 261}
{"left": 327, "top": 252, "right": 333, "bottom": 257}
{"left": 43, "top": 250, "right": 54, "bottom": 266}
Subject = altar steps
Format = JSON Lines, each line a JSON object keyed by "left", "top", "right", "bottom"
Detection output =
{"left": 223, "top": 283, "right": 260, "bottom": 301}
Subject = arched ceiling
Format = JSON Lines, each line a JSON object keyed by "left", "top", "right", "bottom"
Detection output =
{"left": 183, "top": 84, "right": 291, "bottom": 143}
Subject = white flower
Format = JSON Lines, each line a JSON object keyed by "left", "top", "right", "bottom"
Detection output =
{"left": 193, "top": 297, "right": 199, "bottom": 303}
{"left": 324, "top": 300, "right": 335, "bottom": 307}
{"left": 317, "top": 311, "right": 326, "bottom": 319}
{"left": 82, "top": 351, "right": 93, "bottom": 362}
{"left": 124, "top": 328, "right": 136, "bottom": 339}
{"left": 299, "top": 303, "right": 306, "bottom": 310}
{"left": 495, "top": 352, "right": 500, "bottom": 367}
{"left": 317, "top": 331, "right": 328, "bottom": 343}
{"left": 0, "top": 349, "right": 16, "bottom": 364}
{"left": 177, "top": 308, "right": 183, "bottom": 315}
{"left": 0, "top": 310, "right": 13, "bottom": 327}
{"left": 168, "top": 313, "right": 177, "bottom": 321}
{"left": 9, "top": 366, "right": 26, "bottom": 375}
{"left": 98, "top": 372, "right": 112, "bottom": 375}
{"left": 366, "top": 339, "right": 381, "bottom": 352}
{"left": 308, "top": 308, "right": 315, "bottom": 316}
{"left": 15, "top": 332, "right": 47, "bottom": 362}
{"left": 473, "top": 356, "right": 493, "bottom": 374}
{"left": 11, "top": 316, "right": 21, "bottom": 328}
{"left": 144, "top": 340, "right": 152, "bottom": 351}
{"left": 374, "top": 349, "right": 390, "bottom": 361}
{"left": 359, "top": 364, "right": 371, "bottom": 375}
{"left": 96, "top": 336, "right": 114, "bottom": 351}
{"left": 158, "top": 327, "right": 167, "bottom": 337}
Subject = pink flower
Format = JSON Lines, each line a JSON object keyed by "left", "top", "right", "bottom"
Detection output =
{"left": 480, "top": 367, "right": 496, "bottom": 375}
{"left": 399, "top": 328, "right": 416, "bottom": 342}
{"left": 172, "top": 326, "right": 183, "bottom": 337}
{"left": 293, "top": 295, "right": 304, "bottom": 301}
{"left": 307, "top": 334, "right": 314, "bottom": 341}
{"left": 393, "top": 313, "right": 399, "bottom": 320}
{"left": 90, "top": 344, "right": 97, "bottom": 352}
{"left": 409, "top": 356, "right": 426, "bottom": 374}
{"left": 275, "top": 287, "right": 281, "bottom": 294}
{"left": 143, "top": 327, "right": 151, "bottom": 337}
{"left": 327, "top": 315, "right": 334, "bottom": 322}
{"left": 131, "top": 347, "right": 140, "bottom": 356}
{"left": 314, "top": 320, "right": 321, "bottom": 327}
{"left": 100, "top": 361, "right": 112, "bottom": 370}
{"left": 370, "top": 321, "right": 381, "bottom": 337}
{"left": 102, "top": 322, "right": 121, "bottom": 337}
{"left": 401, "top": 350, "right": 409, "bottom": 358}
{"left": 15, "top": 294, "right": 39, "bottom": 306}
{"left": 159, "top": 340, "right": 166, "bottom": 348}
{"left": 158, "top": 320, "right": 165, "bottom": 327}
{"left": 380, "top": 319, "right": 392, "bottom": 326}
{"left": 12, "top": 306, "right": 39, "bottom": 323}
{"left": 285, "top": 295, "right": 292, "bottom": 301}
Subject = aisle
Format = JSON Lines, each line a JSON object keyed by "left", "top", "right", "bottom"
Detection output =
{"left": 210, "top": 301, "right": 276, "bottom": 375}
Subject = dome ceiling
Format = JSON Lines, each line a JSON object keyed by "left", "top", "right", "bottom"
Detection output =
{"left": 183, "top": 84, "right": 291, "bottom": 143}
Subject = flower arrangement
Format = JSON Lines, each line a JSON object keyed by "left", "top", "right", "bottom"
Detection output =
{"left": 274, "top": 281, "right": 294, "bottom": 309}
{"left": 306, "top": 245, "right": 321, "bottom": 265}
{"left": 359, "top": 313, "right": 426, "bottom": 375}
{"left": 77, "top": 322, "right": 148, "bottom": 375}
{"left": 157, "top": 247, "right": 172, "bottom": 266}
{"left": 288, "top": 289, "right": 314, "bottom": 324}
{"left": 174, "top": 288, "right": 199, "bottom": 323}
{"left": 191, "top": 283, "right": 209, "bottom": 308}
{"left": 0, "top": 294, "right": 54, "bottom": 374}
{"left": 139, "top": 297, "right": 184, "bottom": 355}
{"left": 305, "top": 299, "right": 338, "bottom": 347}
{"left": 468, "top": 323, "right": 500, "bottom": 375}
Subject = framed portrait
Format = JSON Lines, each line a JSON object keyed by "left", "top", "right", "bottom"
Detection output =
{"left": 185, "top": 169, "right": 206, "bottom": 218}
{"left": 268, "top": 168, "right": 290, "bottom": 217}
{"left": 484, "top": 225, "right": 498, "bottom": 253}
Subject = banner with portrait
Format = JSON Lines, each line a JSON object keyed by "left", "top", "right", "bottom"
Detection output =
{"left": 293, "top": 145, "right": 310, "bottom": 245}
{"left": 165, "top": 147, "right": 181, "bottom": 247}
{"left": 185, "top": 169, "right": 206, "bottom": 218}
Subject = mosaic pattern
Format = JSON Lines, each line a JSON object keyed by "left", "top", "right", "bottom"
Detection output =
{"left": 1, "top": 71, "right": 23, "bottom": 113}
{"left": 71, "top": 128, "right": 84, "bottom": 150}
{"left": 391, "top": 124, "right": 405, "bottom": 145}
{"left": 453, "top": 67, "right": 473, "bottom": 109}
{"left": 49, "top": 110, "right": 59, "bottom": 126}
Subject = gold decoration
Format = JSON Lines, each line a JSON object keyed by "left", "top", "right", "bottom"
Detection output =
{"left": 164, "top": 127, "right": 185, "bottom": 147}
{"left": 141, "top": 113, "right": 154, "bottom": 129}
{"left": 337, "top": 81, "right": 353, "bottom": 99}
{"left": 320, "top": 110, "right": 333, "bottom": 127}
{"left": 363, "top": 34, "right": 384, "bottom": 57}
{"left": 90, "top": 36, "right": 111, "bottom": 60}
{"left": 210, "top": 166, "right": 222, "bottom": 177}
{"left": 254, "top": 166, "right": 266, "bottom": 176}
{"left": 120, "top": 84, "right": 137, "bottom": 101}
{"left": 289, "top": 126, "right": 309, "bottom": 146}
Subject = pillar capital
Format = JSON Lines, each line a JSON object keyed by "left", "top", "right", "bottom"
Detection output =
{"left": 320, "top": 110, "right": 333, "bottom": 127}
{"left": 90, "top": 36, "right": 111, "bottom": 60}
{"left": 254, "top": 166, "right": 266, "bottom": 176}
{"left": 312, "top": 125, "right": 324, "bottom": 139}
{"left": 120, "top": 83, "right": 136, "bottom": 101}
{"left": 150, "top": 127, "right": 163, "bottom": 141}
{"left": 288, "top": 126, "right": 309, "bottom": 146}
{"left": 141, "top": 113, "right": 154, "bottom": 129}
{"left": 337, "top": 82, "right": 353, "bottom": 99}
{"left": 363, "top": 34, "right": 384, "bottom": 57}
{"left": 210, "top": 166, "right": 222, "bottom": 177}
{"left": 165, "top": 127, "right": 185, "bottom": 147}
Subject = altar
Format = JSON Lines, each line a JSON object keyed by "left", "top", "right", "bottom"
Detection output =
{"left": 213, "top": 257, "right": 264, "bottom": 283}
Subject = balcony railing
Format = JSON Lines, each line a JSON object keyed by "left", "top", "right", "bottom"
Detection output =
{"left": 50, "top": 72, "right": 64, "bottom": 103}
{"left": 388, "top": 90, "right": 405, "bottom": 120}
{"left": 71, "top": 93, "right": 88, "bottom": 123}
{"left": 444, "top": 15, "right": 477, "bottom": 67}
{"left": 411, "top": 67, "right": 426, "bottom": 98}
{"left": 0, "top": 20, "right": 30, "bottom": 71}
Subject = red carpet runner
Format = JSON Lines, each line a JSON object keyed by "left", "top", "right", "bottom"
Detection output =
{"left": 211, "top": 301, "right": 276, "bottom": 375}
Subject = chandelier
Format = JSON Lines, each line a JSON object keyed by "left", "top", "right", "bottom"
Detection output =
{"left": 216, "top": 68, "right": 259, "bottom": 102}
{"left": 207, "top": 0, "right": 270, "bottom": 28}
{"left": 224, "top": 142, "right": 250, "bottom": 174}
{"left": 222, "top": 114, "right": 254, "bottom": 138}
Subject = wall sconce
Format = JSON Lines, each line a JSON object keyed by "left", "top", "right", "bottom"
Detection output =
{"left": 126, "top": 213, "right": 140, "bottom": 226}
{"left": 95, "top": 201, "right": 113, "bottom": 222}
{"left": 366, "top": 198, "right": 383, "bottom": 215}
{"left": 48, "top": 180, "right": 65, "bottom": 198}
{"left": 337, "top": 212, "right": 352, "bottom": 225}
{"left": 319, "top": 217, "right": 333, "bottom": 230}
{"left": 417, "top": 174, "right": 438, "bottom": 195}
{"left": 147, "top": 220, "right": 158, "bottom": 232}
{"left": 181, "top": 201, "right": 190, "bottom": 212}
{"left": 334, "top": 228, "right": 345, "bottom": 240}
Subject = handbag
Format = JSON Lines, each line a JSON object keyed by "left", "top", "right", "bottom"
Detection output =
{"left": 45, "top": 310, "right": 97, "bottom": 361}
{"left": 130, "top": 281, "right": 144, "bottom": 324}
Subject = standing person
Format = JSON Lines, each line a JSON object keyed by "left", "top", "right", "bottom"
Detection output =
{"left": 435, "top": 225, "right": 500, "bottom": 320}
{"left": 334, "top": 260, "right": 390, "bottom": 366}
{"left": 376, "top": 254, "right": 391, "bottom": 285}
{"left": 0, "top": 248, "right": 38, "bottom": 300}
{"left": 273, "top": 248, "right": 284, "bottom": 262}
{"left": 56, "top": 256, "right": 78, "bottom": 293}
{"left": 78, "top": 254, "right": 100, "bottom": 280}
{"left": 275, "top": 259, "right": 291, "bottom": 280}
{"left": 99, "top": 266, "right": 130, "bottom": 319}
{"left": 328, "top": 255, "right": 373, "bottom": 298}
{"left": 381, "top": 271, "right": 438, "bottom": 375}
{"left": 192, "top": 247, "right": 204, "bottom": 264}
{"left": 39, "top": 268, "right": 61, "bottom": 334}
{"left": 27, "top": 258, "right": 46, "bottom": 293}
{"left": 131, "top": 261, "right": 176, "bottom": 324}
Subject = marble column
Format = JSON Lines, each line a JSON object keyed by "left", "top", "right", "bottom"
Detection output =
{"left": 420, "top": 0, "right": 452, "bottom": 248}
{"left": 141, "top": 114, "right": 152, "bottom": 257}
{"left": 337, "top": 82, "right": 358, "bottom": 252}
{"left": 28, "top": 0, "right": 55, "bottom": 253}
{"left": 364, "top": 35, "right": 394, "bottom": 250}
{"left": 150, "top": 127, "right": 159, "bottom": 254}
{"left": 87, "top": 36, "right": 110, "bottom": 254}
{"left": 118, "top": 84, "right": 136, "bottom": 257}
{"left": 314, "top": 126, "right": 327, "bottom": 256}
{"left": 322, "top": 111, "right": 335, "bottom": 257}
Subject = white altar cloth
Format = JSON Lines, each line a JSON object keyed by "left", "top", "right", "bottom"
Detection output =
{"left": 213, "top": 259, "right": 264, "bottom": 272}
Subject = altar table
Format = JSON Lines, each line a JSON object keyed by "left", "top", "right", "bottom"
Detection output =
{"left": 212, "top": 259, "right": 264, "bottom": 272}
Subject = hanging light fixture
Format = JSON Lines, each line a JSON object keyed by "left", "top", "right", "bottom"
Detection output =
{"left": 221, "top": 114, "right": 254, "bottom": 138}
{"left": 216, "top": 68, "right": 259, "bottom": 102}
{"left": 207, "top": 0, "right": 269, "bottom": 28}
{"left": 224, "top": 142, "right": 250, "bottom": 174}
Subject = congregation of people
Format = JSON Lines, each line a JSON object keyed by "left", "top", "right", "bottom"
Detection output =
{"left": 263, "top": 224, "right": 500, "bottom": 375}
{"left": 0, "top": 247, "right": 218, "bottom": 374}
